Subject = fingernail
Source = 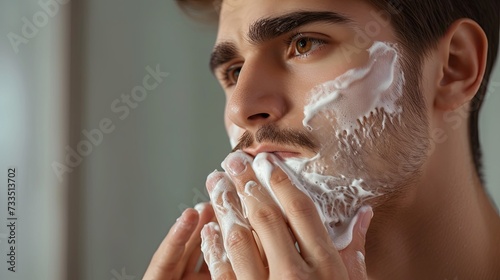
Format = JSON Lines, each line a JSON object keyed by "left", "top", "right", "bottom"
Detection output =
{"left": 359, "top": 206, "right": 373, "bottom": 236}
{"left": 227, "top": 158, "right": 246, "bottom": 176}
{"left": 174, "top": 209, "right": 196, "bottom": 232}
{"left": 222, "top": 152, "right": 251, "bottom": 176}
{"left": 206, "top": 171, "right": 224, "bottom": 193}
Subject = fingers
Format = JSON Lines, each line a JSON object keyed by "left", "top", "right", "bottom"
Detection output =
{"left": 143, "top": 208, "right": 199, "bottom": 280}
{"left": 222, "top": 151, "right": 303, "bottom": 274}
{"left": 206, "top": 171, "right": 265, "bottom": 279}
{"left": 200, "top": 222, "right": 236, "bottom": 280}
{"left": 210, "top": 150, "right": 372, "bottom": 280}
{"left": 182, "top": 203, "right": 215, "bottom": 275}
{"left": 340, "top": 206, "right": 373, "bottom": 280}
{"left": 259, "top": 153, "right": 348, "bottom": 277}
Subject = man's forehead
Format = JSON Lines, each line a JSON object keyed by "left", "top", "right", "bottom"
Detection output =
{"left": 215, "top": 0, "right": 374, "bottom": 41}
{"left": 218, "top": 0, "right": 355, "bottom": 15}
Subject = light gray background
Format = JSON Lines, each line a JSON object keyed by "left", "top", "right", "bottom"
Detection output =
{"left": 0, "top": 1, "right": 498, "bottom": 280}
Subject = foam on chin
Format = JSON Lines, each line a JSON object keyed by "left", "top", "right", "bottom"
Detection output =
{"left": 251, "top": 154, "right": 371, "bottom": 250}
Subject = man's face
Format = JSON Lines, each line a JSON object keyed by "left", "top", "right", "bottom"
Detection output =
{"left": 212, "top": 0, "right": 430, "bottom": 241}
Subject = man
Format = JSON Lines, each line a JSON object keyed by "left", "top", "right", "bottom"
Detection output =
{"left": 143, "top": 0, "right": 500, "bottom": 279}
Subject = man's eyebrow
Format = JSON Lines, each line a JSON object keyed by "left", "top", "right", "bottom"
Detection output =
{"left": 248, "top": 11, "right": 352, "bottom": 44}
{"left": 210, "top": 42, "right": 238, "bottom": 74}
{"left": 209, "top": 11, "right": 352, "bottom": 73}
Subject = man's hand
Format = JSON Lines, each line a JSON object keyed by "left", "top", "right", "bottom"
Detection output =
{"left": 203, "top": 152, "right": 373, "bottom": 280}
{"left": 142, "top": 202, "right": 215, "bottom": 280}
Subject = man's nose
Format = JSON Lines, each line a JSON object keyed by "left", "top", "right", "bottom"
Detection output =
{"left": 226, "top": 59, "right": 287, "bottom": 131}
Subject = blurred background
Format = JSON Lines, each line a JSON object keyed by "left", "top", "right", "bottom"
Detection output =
{"left": 0, "top": 1, "right": 498, "bottom": 279}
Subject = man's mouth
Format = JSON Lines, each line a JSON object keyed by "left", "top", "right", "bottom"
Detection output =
{"left": 243, "top": 144, "right": 302, "bottom": 159}
{"left": 272, "top": 151, "right": 302, "bottom": 160}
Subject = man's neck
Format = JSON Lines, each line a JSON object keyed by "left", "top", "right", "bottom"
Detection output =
{"left": 365, "top": 134, "right": 500, "bottom": 279}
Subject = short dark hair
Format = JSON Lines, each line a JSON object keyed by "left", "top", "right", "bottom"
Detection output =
{"left": 176, "top": 0, "right": 500, "bottom": 180}
{"left": 365, "top": 0, "right": 499, "bottom": 181}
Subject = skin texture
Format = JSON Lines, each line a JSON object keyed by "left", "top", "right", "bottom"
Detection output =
{"left": 143, "top": 0, "right": 500, "bottom": 279}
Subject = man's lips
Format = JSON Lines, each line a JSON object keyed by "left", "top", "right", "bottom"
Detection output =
{"left": 272, "top": 151, "right": 302, "bottom": 160}
{"left": 243, "top": 145, "right": 302, "bottom": 159}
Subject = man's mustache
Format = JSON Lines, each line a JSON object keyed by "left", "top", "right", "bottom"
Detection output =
{"left": 232, "top": 124, "right": 317, "bottom": 152}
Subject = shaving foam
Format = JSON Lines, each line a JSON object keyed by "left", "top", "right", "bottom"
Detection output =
{"left": 253, "top": 154, "right": 372, "bottom": 250}
{"left": 207, "top": 171, "right": 250, "bottom": 260}
{"left": 303, "top": 41, "right": 404, "bottom": 136}
{"left": 249, "top": 42, "right": 403, "bottom": 250}
{"left": 201, "top": 222, "right": 230, "bottom": 275}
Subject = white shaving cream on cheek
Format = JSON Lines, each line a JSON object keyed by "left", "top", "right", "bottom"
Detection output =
{"left": 303, "top": 41, "right": 404, "bottom": 135}
{"left": 251, "top": 42, "right": 404, "bottom": 250}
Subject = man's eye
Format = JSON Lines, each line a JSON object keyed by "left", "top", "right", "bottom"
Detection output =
{"left": 290, "top": 35, "right": 326, "bottom": 57}
{"left": 296, "top": 38, "right": 314, "bottom": 54}
{"left": 223, "top": 65, "right": 242, "bottom": 86}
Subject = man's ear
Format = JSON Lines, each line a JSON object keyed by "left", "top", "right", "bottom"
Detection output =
{"left": 434, "top": 19, "right": 488, "bottom": 111}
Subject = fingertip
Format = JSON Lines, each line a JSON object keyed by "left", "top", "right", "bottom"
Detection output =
{"left": 358, "top": 206, "right": 373, "bottom": 237}
{"left": 206, "top": 170, "right": 220, "bottom": 189}
{"left": 185, "top": 207, "right": 200, "bottom": 218}
{"left": 222, "top": 151, "right": 253, "bottom": 177}
{"left": 268, "top": 154, "right": 304, "bottom": 190}
{"left": 345, "top": 206, "right": 373, "bottom": 251}
{"left": 176, "top": 208, "right": 199, "bottom": 230}
{"left": 338, "top": 208, "right": 372, "bottom": 279}
{"left": 252, "top": 153, "right": 275, "bottom": 186}
{"left": 200, "top": 222, "right": 223, "bottom": 263}
{"left": 194, "top": 202, "right": 215, "bottom": 222}
{"left": 206, "top": 170, "right": 228, "bottom": 193}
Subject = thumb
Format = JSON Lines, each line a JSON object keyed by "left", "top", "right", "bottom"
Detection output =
{"left": 339, "top": 206, "right": 373, "bottom": 280}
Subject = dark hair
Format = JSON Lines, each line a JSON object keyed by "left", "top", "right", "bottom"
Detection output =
{"left": 177, "top": 0, "right": 500, "bottom": 180}
{"left": 365, "top": 0, "right": 499, "bottom": 181}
